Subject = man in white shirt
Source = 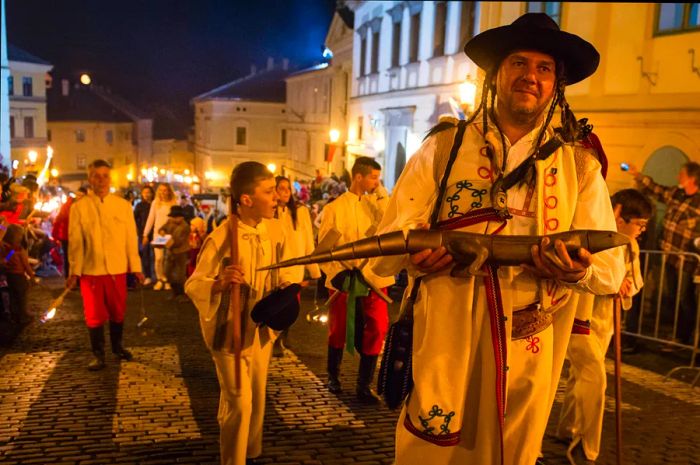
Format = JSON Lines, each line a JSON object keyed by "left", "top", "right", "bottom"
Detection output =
{"left": 66, "top": 159, "right": 143, "bottom": 370}
{"left": 318, "top": 157, "right": 394, "bottom": 404}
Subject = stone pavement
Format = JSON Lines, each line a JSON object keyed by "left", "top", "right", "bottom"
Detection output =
{"left": 0, "top": 278, "right": 698, "bottom": 465}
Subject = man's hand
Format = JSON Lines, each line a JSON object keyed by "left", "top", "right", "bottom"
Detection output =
{"left": 619, "top": 278, "right": 633, "bottom": 298}
{"left": 134, "top": 272, "right": 145, "bottom": 284}
{"left": 141, "top": 237, "right": 149, "bottom": 247}
{"left": 410, "top": 247, "right": 454, "bottom": 275}
{"left": 213, "top": 264, "right": 245, "bottom": 293}
{"left": 521, "top": 237, "right": 592, "bottom": 283}
{"left": 65, "top": 275, "right": 79, "bottom": 290}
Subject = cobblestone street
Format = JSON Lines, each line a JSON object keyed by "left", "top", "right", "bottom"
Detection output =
{"left": 0, "top": 278, "right": 698, "bottom": 465}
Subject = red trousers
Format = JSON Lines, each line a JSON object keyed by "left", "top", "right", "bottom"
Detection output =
{"left": 328, "top": 288, "right": 389, "bottom": 356}
{"left": 80, "top": 274, "right": 127, "bottom": 328}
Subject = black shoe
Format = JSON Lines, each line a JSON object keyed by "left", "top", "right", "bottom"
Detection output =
{"left": 356, "top": 385, "right": 381, "bottom": 404}
{"left": 110, "top": 322, "right": 133, "bottom": 361}
{"left": 246, "top": 457, "right": 264, "bottom": 465}
{"left": 88, "top": 327, "right": 106, "bottom": 371}
{"left": 88, "top": 352, "right": 105, "bottom": 371}
{"left": 114, "top": 348, "right": 133, "bottom": 361}
{"left": 327, "top": 377, "right": 342, "bottom": 394}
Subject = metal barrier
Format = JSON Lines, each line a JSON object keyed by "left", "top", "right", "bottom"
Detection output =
{"left": 622, "top": 249, "right": 700, "bottom": 386}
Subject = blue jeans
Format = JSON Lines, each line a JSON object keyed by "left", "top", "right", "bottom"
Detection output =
{"left": 139, "top": 242, "right": 155, "bottom": 281}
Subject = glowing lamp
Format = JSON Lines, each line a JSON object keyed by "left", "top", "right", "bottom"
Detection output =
{"left": 28, "top": 150, "right": 38, "bottom": 164}
{"left": 459, "top": 78, "right": 477, "bottom": 112}
{"left": 80, "top": 74, "right": 91, "bottom": 85}
{"left": 50, "top": 168, "right": 59, "bottom": 178}
{"left": 329, "top": 129, "right": 340, "bottom": 143}
{"left": 267, "top": 163, "right": 277, "bottom": 174}
{"left": 47, "top": 146, "right": 54, "bottom": 158}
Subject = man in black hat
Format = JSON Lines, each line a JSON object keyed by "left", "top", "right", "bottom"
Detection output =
{"left": 370, "top": 13, "right": 625, "bottom": 465}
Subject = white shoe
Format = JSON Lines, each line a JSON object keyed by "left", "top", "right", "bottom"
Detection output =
{"left": 153, "top": 280, "right": 164, "bottom": 291}
{"left": 143, "top": 278, "right": 152, "bottom": 286}
{"left": 164, "top": 282, "right": 171, "bottom": 291}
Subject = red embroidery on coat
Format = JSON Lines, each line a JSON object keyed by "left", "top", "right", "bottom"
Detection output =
{"left": 525, "top": 336, "right": 541, "bottom": 353}
{"left": 478, "top": 166, "right": 492, "bottom": 180}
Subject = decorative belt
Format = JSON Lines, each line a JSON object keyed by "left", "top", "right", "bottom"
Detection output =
{"left": 511, "top": 303, "right": 553, "bottom": 340}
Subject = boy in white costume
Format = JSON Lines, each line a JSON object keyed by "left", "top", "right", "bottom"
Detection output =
{"left": 185, "top": 162, "right": 296, "bottom": 465}
{"left": 558, "top": 189, "right": 651, "bottom": 464}
{"left": 319, "top": 156, "right": 394, "bottom": 403}
{"left": 370, "top": 14, "right": 625, "bottom": 465}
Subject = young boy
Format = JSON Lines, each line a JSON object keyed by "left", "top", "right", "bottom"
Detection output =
{"left": 159, "top": 205, "right": 191, "bottom": 302}
{"left": 557, "top": 188, "right": 652, "bottom": 464}
{"left": 185, "top": 161, "right": 296, "bottom": 465}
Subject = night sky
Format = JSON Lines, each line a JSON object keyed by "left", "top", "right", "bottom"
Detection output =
{"left": 6, "top": 0, "right": 338, "bottom": 138}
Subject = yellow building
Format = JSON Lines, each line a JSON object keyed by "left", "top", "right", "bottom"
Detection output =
{"left": 7, "top": 44, "right": 52, "bottom": 175}
{"left": 192, "top": 60, "right": 290, "bottom": 189}
{"left": 46, "top": 78, "right": 153, "bottom": 190}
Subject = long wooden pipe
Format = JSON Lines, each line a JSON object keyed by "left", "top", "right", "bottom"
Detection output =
{"left": 258, "top": 229, "right": 630, "bottom": 276}
{"left": 226, "top": 209, "right": 242, "bottom": 390}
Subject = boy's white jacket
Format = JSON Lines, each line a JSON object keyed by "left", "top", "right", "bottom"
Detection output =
{"left": 185, "top": 218, "right": 295, "bottom": 353}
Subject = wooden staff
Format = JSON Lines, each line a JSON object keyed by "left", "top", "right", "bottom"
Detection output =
{"left": 227, "top": 207, "right": 242, "bottom": 390}
{"left": 613, "top": 295, "right": 623, "bottom": 465}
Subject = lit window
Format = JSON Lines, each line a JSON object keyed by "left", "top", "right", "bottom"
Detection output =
{"left": 22, "top": 77, "right": 33, "bottom": 97}
{"left": 77, "top": 155, "right": 87, "bottom": 169}
{"left": 527, "top": 2, "right": 561, "bottom": 25}
{"left": 76, "top": 129, "right": 85, "bottom": 143}
{"left": 106, "top": 130, "right": 113, "bottom": 145}
{"left": 656, "top": 3, "right": 700, "bottom": 34}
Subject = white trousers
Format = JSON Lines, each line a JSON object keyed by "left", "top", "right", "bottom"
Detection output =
{"left": 154, "top": 247, "right": 167, "bottom": 282}
{"left": 557, "top": 329, "right": 612, "bottom": 461}
{"left": 211, "top": 330, "right": 273, "bottom": 465}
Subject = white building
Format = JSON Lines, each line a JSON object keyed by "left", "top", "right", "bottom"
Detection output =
{"left": 345, "top": 0, "right": 481, "bottom": 190}
{"left": 284, "top": 8, "right": 354, "bottom": 180}
{"left": 192, "top": 60, "right": 291, "bottom": 189}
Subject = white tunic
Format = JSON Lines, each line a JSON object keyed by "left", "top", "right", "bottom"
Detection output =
{"left": 275, "top": 205, "right": 320, "bottom": 283}
{"left": 319, "top": 190, "right": 395, "bottom": 291}
{"left": 371, "top": 120, "right": 625, "bottom": 465}
{"left": 68, "top": 193, "right": 141, "bottom": 276}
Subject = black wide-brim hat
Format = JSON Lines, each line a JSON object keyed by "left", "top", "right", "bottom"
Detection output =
{"left": 251, "top": 283, "right": 301, "bottom": 331}
{"left": 464, "top": 13, "right": 599, "bottom": 85}
{"left": 168, "top": 205, "right": 186, "bottom": 217}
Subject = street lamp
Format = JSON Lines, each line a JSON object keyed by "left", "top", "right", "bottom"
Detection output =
{"left": 80, "top": 74, "right": 91, "bottom": 85}
{"left": 329, "top": 129, "right": 340, "bottom": 143}
{"left": 267, "top": 163, "right": 277, "bottom": 174}
{"left": 28, "top": 150, "right": 38, "bottom": 164}
{"left": 458, "top": 75, "right": 477, "bottom": 114}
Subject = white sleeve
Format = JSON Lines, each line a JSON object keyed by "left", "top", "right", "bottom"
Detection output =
{"left": 569, "top": 164, "right": 626, "bottom": 296}
{"left": 185, "top": 237, "right": 222, "bottom": 322}
{"left": 371, "top": 137, "right": 439, "bottom": 278}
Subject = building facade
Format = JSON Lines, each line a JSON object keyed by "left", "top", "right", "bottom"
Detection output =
{"left": 46, "top": 78, "right": 152, "bottom": 189}
{"left": 343, "top": 1, "right": 700, "bottom": 198}
{"left": 7, "top": 44, "right": 52, "bottom": 176}
{"left": 284, "top": 9, "right": 354, "bottom": 181}
{"left": 192, "top": 61, "right": 290, "bottom": 189}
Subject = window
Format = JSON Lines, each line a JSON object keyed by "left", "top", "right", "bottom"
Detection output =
{"left": 47, "top": 129, "right": 51, "bottom": 141}
{"left": 360, "top": 35, "right": 367, "bottom": 76}
{"left": 9, "top": 116, "right": 15, "bottom": 138}
{"left": 460, "top": 2, "right": 478, "bottom": 47}
{"left": 75, "top": 129, "right": 85, "bottom": 143}
{"left": 433, "top": 2, "right": 447, "bottom": 57}
{"left": 22, "top": 77, "right": 33, "bottom": 97}
{"left": 391, "top": 20, "right": 402, "bottom": 67}
{"left": 409, "top": 12, "right": 421, "bottom": 63}
{"left": 370, "top": 30, "right": 380, "bottom": 73}
{"left": 76, "top": 155, "right": 86, "bottom": 169}
{"left": 7, "top": 76, "right": 13, "bottom": 96}
{"left": 106, "top": 130, "right": 113, "bottom": 145}
{"left": 357, "top": 116, "right": 363, "bottom": 140}
{"left": 281, "top": 129, "right": 287, "bottom": 147}
{"left": 24, "top": 117, "right": 34, "bottom": 138}
{"left": 527, "top": 2, "right": 561, "bottom": 25}
{"left": 236, "top": 126, "right": 247, "bottom": 145}
{"left": 656, "top": 3, "right": 700, "bottom": 34}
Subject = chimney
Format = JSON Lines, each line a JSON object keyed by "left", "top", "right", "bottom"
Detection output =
{"left": 61, "top": 79, "right": 70, "bottom": 96}
{"left": 251, "top": 64, "right": 257, "bottom": 75}
{"left": 282, "top": 58, "right": 289, "bottom": 70}
{"left": 267, "top": 57, "right": 274, "bottom": 70}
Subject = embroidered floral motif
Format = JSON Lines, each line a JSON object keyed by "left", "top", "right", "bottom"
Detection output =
{"left": 525, "top": 336, "right": 541, "bottom": 353}
{"left": 418, "top": 404, "right": 456, "bottom": 436}
{"left": 446, "top": 180, "right": 488, "bottom": 217}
